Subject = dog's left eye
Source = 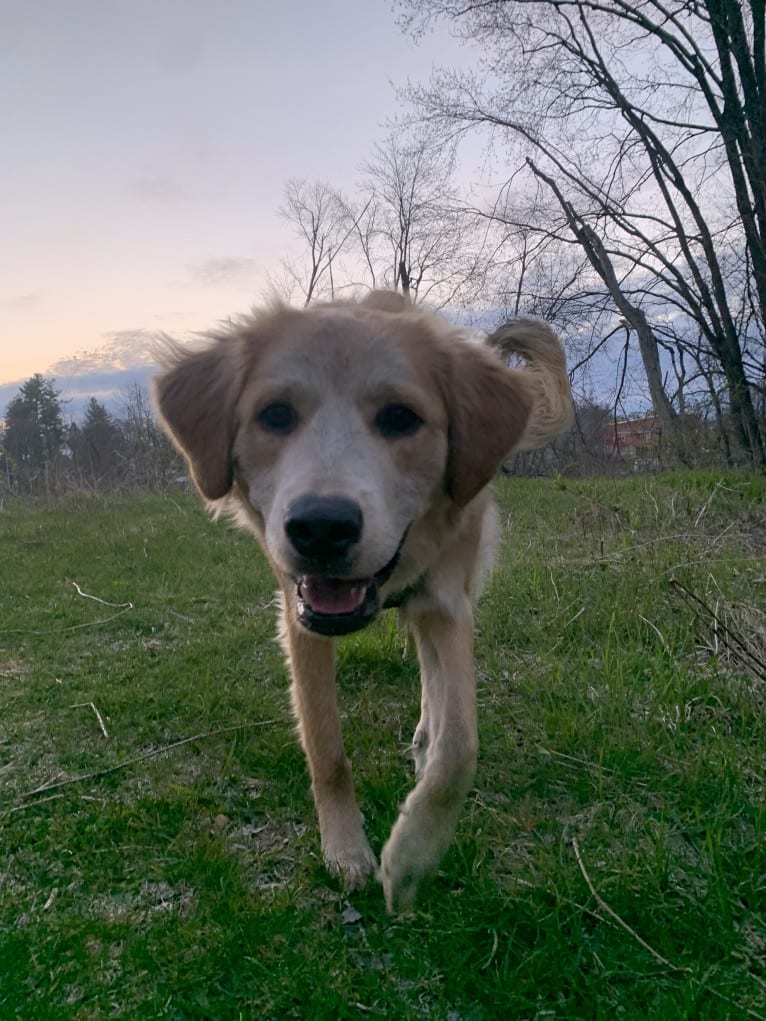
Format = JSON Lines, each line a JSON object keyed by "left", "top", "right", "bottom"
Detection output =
{"left": 374, "top": 403, "right": 423, "bottom": 439}
{"left": 257, "top": 402, "right": 298, "bottom": 434}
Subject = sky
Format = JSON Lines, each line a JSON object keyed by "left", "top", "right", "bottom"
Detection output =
{"left": 1, "top": 0, "right": 469, "bottom": 388}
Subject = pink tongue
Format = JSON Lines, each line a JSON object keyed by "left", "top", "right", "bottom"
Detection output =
{"left": 300, "top": 577, "right": 367, "bottom": 615}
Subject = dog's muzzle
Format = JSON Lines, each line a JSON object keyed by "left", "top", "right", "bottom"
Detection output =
{"left": 295, "top": 529, "right": 408, "bottom": 637}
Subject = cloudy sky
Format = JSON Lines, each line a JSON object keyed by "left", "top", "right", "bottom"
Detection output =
{"left": 1, "top": 1, "right": 469, "bottom": 387}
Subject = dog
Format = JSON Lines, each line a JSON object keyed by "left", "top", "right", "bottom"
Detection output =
{"left": 152, "top": 290, "right": 572, "bottom": 912}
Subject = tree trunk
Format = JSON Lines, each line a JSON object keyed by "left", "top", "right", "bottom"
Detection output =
{"left": 529, "top": 160, "right": 685, "bottom": 457}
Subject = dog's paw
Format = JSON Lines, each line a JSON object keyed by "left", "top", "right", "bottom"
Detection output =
{"left": 378, "top": 813, "right": 442, "bottom": 913}
{"left": 378, "top": 856, "right": 423, "bottom": 914}
{"left": 323, "top": 834, "right": 378, "bottom": 891}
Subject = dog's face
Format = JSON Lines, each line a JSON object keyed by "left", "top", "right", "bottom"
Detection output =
{"left": 233, "top": 307, "right": 451, "bottom": 634}
{"left": 154, "top": 297, "right": 533, "bottom": 635}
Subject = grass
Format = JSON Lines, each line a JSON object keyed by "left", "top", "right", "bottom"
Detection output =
{"left": 1, "top": 470, "right": 765, "bottom": 1020}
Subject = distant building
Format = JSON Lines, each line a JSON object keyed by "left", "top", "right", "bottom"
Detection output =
{"left": 605, "top": 415, "right": 662, "bottom": 458}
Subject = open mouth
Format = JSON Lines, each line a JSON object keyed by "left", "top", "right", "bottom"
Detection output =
{"left": 294, "top": 528, "right": 409, "bottom": 637}
{"left": 296, "top": 576, "right": 379, "bottom": 636}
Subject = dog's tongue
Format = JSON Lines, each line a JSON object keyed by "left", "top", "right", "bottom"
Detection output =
{"left": 300, "top": 577, "right": 368, "bottom": 615}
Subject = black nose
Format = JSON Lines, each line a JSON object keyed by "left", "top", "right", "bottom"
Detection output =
{"left": 285, "top": 495, "right": 363, "bottom": 562}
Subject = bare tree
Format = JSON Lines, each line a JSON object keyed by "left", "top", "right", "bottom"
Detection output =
{"left": 118, "top": 383, "right": 178, "bottom": 489}
{"left": 274, "top": 133, "right": 481, "bottom": 309}
{"left": 276, "top": 179, "right": 369, "bottom": 305}
{"left": 527, "top": 158, "right": 683, "bottom": 450}
{"left": 359, "top": 132, "right": 475, "bottom": 305}
{"left": 398, "top": 0, "right": 766, "bottom": 465}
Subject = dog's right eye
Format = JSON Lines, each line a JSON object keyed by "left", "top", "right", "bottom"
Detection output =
{"left": 257, "top": 402, "right": 298, "bottom": 434}
{"left": 374, "top": 403, "right": 423, "bottom": 439}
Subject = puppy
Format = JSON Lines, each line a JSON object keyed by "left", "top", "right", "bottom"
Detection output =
{"left": 152, "top": 291, "right": 572, "bottom": 912}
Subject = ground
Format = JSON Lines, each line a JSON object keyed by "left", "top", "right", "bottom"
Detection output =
{"left": 1, "top": 471, "right": 764, "bottom": 1019}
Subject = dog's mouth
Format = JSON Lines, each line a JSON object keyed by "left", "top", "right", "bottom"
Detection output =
{"left": 296, "top": 576, "right": 379, "bottom": 636}
{"left": 295, "top": 529, "right": 409, "bottom": 637}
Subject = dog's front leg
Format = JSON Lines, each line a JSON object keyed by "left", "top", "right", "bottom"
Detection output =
{"left": 379, "top": 596, "right": 478, "bottom": 912}
{"left": 280, "top": 601, "right": 377, "bottom": 890}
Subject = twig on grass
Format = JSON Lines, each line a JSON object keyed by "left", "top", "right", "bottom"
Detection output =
{"left": 668, "top": 577, "right": 766, "bottom": 681}
{"left": 70, "top": 701, "right": 110, "bottom": 739}
{"left": 706, "top": 984, "right": 766, "bottom": 1020}
{"left": 0, "top": 583, "right": 135, "bottom": 635}
{"left": 586, "top": 532, "right": 692, "bottom": 563}
{"left": 639, "top": 614, "right": 670, "bottom": 655}
{"left": 71, "top": 581, "right": 131, "bottom": 608}
{"left": 12, "top": 719, "right": 280, "bottom": 807}
{"left": 62, "top": 608, "right": 134, "bottom": 632}
{"left": 563, "top": 845, "right": 766, "bottom": 1021}
{"left": 563, "top": 605, "right": 586, "bottom": 628}
{"left": 549, "top": 605, "right": 586, "bottom": 652}
{"left": 7, "top": 793, "right": 66, "bottom": 814}
{"left": 571, "top": 836, "right": 685, "bottom": 973}
{"left": 539, "top": 746, "right": 614, "bottom": 776}
{"left": 693, "top": 480, "right": 724, "bottom": 528}
{"left": 67, "top": 580, "right": 134, "bottom": 631}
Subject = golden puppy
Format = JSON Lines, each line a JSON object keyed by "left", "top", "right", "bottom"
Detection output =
{"left": 153, "top": 291, "right": 571, "bottom": 912}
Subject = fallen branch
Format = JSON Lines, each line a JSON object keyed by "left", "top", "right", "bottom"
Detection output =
{"left": 12, "top": 719, "right": 280, "bottom": 807}
{"left": 571, "top": 836, "right": 684, "bottom": 972}
{"left": 70, "top": 701, "right": 110, "bottom": 739}
{"left": 7, "top": 794, "right": 65, "bottom": 815}
{"left": 668, "top": 577, "right": 766, "bottom": 680}
{"left": 693, "top": 480, "right": 724, "bottom": 528}
{"left": 68, "top": 580, "right": 134, "bottom": 631}
{"left": 71, "top": 581, "right": 131, "bottom": 608}
{"left": 571, "top": 837, "right": 765, "bottom": 1019}
{"left": 0, "top": 582, "right": 135, "bottom": 636}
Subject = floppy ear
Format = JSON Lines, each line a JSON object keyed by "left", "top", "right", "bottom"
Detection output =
{"left": 152, "top": 342, "right": 241, "bottom": 500}
{"left": 444, "top": 345, "right": 533, "bottom": 508}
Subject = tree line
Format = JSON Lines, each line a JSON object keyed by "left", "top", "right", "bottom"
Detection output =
{"left": 0, "top": 375, "right": 179, "bottom": 499}
{"left": 0, "top": 368, "right": 730, "bottom": 504}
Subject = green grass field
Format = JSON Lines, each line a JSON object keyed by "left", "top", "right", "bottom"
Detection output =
{"left": 1, "top": 471, "right": 765, "bottom": 1020}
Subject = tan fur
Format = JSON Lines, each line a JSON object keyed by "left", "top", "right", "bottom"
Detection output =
{"left": 152, "top": 292, "right": 572, "bottom": 912}
{"left": 487, "top": 318, "right": 574, "bottom": 450}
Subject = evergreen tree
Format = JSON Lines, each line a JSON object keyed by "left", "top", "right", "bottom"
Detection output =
{"left": 69, "top": 397, "right": 124, "bottom": 481}
{"left": 3, "top": 375, "right": 64, "bottom": 470}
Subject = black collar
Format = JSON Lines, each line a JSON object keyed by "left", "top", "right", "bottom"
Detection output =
{"left": 382, "top": 574, "right": 426, "bottom": 610}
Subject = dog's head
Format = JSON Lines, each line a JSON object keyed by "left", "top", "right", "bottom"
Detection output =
{"left": 153, "top": 293, "right": 567, "bottom": 635}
